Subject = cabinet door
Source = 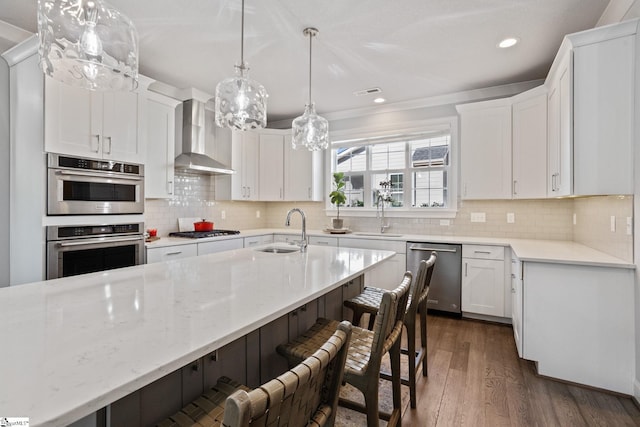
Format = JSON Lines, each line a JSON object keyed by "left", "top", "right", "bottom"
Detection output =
{"left": 44, "top": 77, "right": 101, "bottom": 157}
{"left": 146, "top": 244, "right": 198, "bottom": 264}
{"left": 511, "top": 257, "right": 523, "bottom": 357}
{"left": 458, "top": 99, "right": 512, "bottom": 199}
{"left": 181, "top": 358, "right": 203, "bottom": 406}
{"left": 145, "top": 97, "right": 177, "bottom": 198}
{"left": 548, "top": 51, "right": 572, "bottom": 197}
{"left": 259, "top": 314, "right": 289, "bottom": 383}
{"left": 309, "top": 236, "right": 338, "bottom": 247}
{"left": 512, "top": 90, "right": 547, "bottom": 199}
{"left": 547, "top": 82, "right": 561, "bottom": 195}
{"left": 203, "top": 337, "right": 247, "bottom": 390}
{"left": 197, "top": 238, "right": 243, "bottom": 256}
{"left": 573, "top": 35, "right": 634, "bottom": 195}
{"left": 461, "top": 258, "right": 505, "bottom": 316}
{"left": 243, "top": 131, "right": 260, "bottom": 200}
{"left": 284, "top": 141, "right": 323, "bottom": 201}
{"left": 259, "top": 133, "right": 284, "bottom": 200}
{"left": 102, "top": 90, "right": 143, "bottom": 162}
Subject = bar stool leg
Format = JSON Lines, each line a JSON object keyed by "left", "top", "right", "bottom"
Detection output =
{"left": 390, "top": 339, "right": 403, "bottom": 425}
{"left": 420, "top": 302, "right": 428, "bottom": 377}
{"left": 406, "top": 319, "right": 418, "bottom": 408}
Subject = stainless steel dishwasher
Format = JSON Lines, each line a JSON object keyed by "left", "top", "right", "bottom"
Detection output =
{"left": 407, "top": 242, "right": 462, "bottom": 315}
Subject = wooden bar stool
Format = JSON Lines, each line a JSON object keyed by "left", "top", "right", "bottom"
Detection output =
{"left": 277, "top": 273, "right": 412, "bottom": 427}
{"left": 343, "top": 252, "right": 436, "bottom": 408}
{"left": 157, "top": 321, "right": 352, "bottom": 427}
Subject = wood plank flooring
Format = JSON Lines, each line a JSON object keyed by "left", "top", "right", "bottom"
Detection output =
{"left": 378, "top": 314, "right": 640, "bottom": 426}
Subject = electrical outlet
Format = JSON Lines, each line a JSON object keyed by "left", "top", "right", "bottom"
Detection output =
{"left": 507, "top": 213, "right": 515, "bottom": 223}
{"left": 440, "top": 219, "right": 450, "bottom": 226}
{"left": 256, "top": 210, "right": 260, "bottom": 219}
{"left": 221, "top": 210, "right": 226, "bottom": 220}
{"left": 470, "top": 212, "right": 486, "bottom": 223}
{"left": 627, "top": 217, "right": 633, "bottom": 235}
{"left": 573, "top": 213, "right": 577, "bottom": 225}
{"left": 610, "top": 215, "right": 616, "bottom": 232}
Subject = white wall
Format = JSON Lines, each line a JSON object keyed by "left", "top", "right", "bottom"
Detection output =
{"left": 0, "top": 55, "right": 9, "bottom": 287}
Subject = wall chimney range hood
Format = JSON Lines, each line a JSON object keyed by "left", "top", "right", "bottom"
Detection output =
{"left": 175, "top": 99, "right": 234, "bottom": 174}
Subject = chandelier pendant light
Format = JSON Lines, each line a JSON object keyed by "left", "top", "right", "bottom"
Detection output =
{"left": 215, "top": 0, "right": 268, "bottom": 131}
{"left": 37, "top": 0, "right": 139, "bottom": 91}
{"left": 292, "top": 27, "right": 329, "bottom": 151}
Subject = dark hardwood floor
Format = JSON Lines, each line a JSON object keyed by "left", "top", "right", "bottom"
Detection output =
{"left": 398, "top": 314, "right": 640, "bottom": 427}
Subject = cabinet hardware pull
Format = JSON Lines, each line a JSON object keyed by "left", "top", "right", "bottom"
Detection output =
{"left": 166, "top": 251, "right": 182, "bottom": 256}
{"left": 191, "top": 362, "right": 199, "bottom": 372}
{"left": 210, "top": 350, "right": 218, "bottom": 362}
{"left": 301, "top": 305, "right": 307, "bottom": 312}
{"left": 167, "top": 181, "right": 173, "bottom": 195}
{"left": 409, "top": 246, "right": 457, "bottom": 253}
{"left": 465, "top": 262, "right": 468, "bottom": 276}
{"left": 92, "top": 134, "right": 101, "bottom": 153}
{"left": 473, "top": 250, "right": 492, "bottom": 254}
{"left": 513, "top": 180, "right": 517, "bottom": 195}
{"left": 308, "top": 187, "right": 311, "bottom": 199}
{"left": 316, "top": 241, "right": 329, "bottom": 245}
{"left": 104, "top": 136, "right": 112, "bottom": 154}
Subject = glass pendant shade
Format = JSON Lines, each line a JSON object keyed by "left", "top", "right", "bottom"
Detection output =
{"left": 215, "top": 64, "right": 268, "bottom": 130}
{"left": 291, "top": 27, "right": 329, "bottom": 151}
{"left": 37, "top": 0, "right": 139, "bottom": 91}
{"left": 292, "top": 103, "right": 329, "bottom": 151}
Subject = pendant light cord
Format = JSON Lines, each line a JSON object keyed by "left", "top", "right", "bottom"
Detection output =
{"left": 308, "top": 31, "right": 312, "bottom": 105}
{"left": 240, "top": 0, "right": 245, "bottom": 68}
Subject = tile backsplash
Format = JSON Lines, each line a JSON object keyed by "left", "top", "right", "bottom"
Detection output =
{"left": 145, "top": 171, "right": 633, "bottom": 262}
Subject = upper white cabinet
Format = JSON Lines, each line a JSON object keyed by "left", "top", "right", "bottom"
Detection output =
{"left": 259, "top": 130, "right": 286, "bottom": 201}
{"left": 512, "top": 86, "right": 548, "bottom": 199}
{"left": 546, "top": 20, "right": 636, "bottom": 196}
{"left": 44, "top": 76, "right": 148, "bottom": 163}
{"left": 215, "top": 129, "right": 259, "bottom": 201}
{"left": 457, "top": 98, "right": 512, "bottom": 199}
{"left": 285, "top": 139, "right": 323, "bottom": 201}
{"left": 145, "top": 91, "right": 180, "bottom": 199}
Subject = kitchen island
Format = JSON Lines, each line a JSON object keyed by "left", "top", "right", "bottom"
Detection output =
{"left": 0, "top": 244, "right": 395, "bottom": 427}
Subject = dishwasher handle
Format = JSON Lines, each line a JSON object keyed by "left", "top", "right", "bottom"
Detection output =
{"left": 409, "top": 245, "right": 457, "bottom": 253}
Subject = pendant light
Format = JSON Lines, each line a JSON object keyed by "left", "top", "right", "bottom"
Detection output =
{"left": 291, "top": 27, "right": 329, "bottom": 151}
{"left": 37, "top": 0, "right": 139, "bottom": 91}
{"left": 215, "top": 0, "right": 268, "bottom": 131}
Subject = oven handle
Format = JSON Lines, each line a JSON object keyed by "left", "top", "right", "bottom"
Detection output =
{"left": 58, "top": 236, "right": 144, "bottom": 247}
{"left": 409, "top": 246, "right": 457, "bottom": 253}
{"left": 56, "top": 170, "right": 144, "bottom": 181}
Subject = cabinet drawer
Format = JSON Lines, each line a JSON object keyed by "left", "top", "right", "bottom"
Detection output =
{"left": 244, "top": 235, "right": 274, "bottom": 247}
{"left": 146, "top": 244, "right": 198, "bottom": 264}
{"left": 309, "top": 236, "right": 338, "bottom": 247}
{"left": 198, "top": 238, "right": 243, "bottom": 256}
{"left": 339, "top": 237, "right": 405, "bottom": 254}
{"left": 463, "top": 245, "right": 504, "bottom": 260}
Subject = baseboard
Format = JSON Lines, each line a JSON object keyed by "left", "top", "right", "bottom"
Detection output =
{"left": 462, "top": 311, "right": 512, "bottom": 325}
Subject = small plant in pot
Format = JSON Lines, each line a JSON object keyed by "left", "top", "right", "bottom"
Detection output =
{"left": 329, "top": 172, "right": 347, "bottom": 229}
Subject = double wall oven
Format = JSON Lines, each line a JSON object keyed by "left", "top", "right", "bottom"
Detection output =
{"left": 46, "top": 153, "right": 146, "bottom": 279}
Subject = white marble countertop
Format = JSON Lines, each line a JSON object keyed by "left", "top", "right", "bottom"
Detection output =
{"left": 146, "top": 228, "right": 634, "bottom": 269}
{"left": 0, "top": 244, "right": 394, "bottom": 427}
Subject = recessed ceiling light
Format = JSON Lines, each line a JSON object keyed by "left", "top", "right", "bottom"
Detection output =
{"left": 374, "top": 97, "right": 385, "bottom": 104}
{"left": 498, "top": 37, "right": 519, "bottom": 48}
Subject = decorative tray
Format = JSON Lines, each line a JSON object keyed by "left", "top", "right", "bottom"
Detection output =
{"left": 323, "top": 228, "right": 352, "bottom": 234}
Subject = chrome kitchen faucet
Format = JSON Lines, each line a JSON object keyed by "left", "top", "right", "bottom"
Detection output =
{"left": 285, "top": 208, "right": 307, "bottom": 252}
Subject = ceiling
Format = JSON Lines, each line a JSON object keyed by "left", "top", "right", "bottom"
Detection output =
{"left": 0, "top": 0, "right": 611, "bottom": 122}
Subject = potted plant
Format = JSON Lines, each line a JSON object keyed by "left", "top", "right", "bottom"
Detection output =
{"left": 329, "top": 172, "right": 347, "bottom": 229}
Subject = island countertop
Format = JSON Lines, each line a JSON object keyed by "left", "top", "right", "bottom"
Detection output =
{"left": 0, "top": 244, "right": 395, "bottom": 427}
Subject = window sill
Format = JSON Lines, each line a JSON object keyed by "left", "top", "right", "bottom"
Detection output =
{"left": 324, "top": 208, "right": 458, "bottom": 219}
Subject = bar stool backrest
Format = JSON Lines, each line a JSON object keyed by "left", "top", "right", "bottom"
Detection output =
{"left": 406, "top": 252, "right": 437, "bottom": 319}
{"left": 223, "top": 321, "right": 353, "bottom": 427}
{"left": 371, "top": 272, "right": 412, "bottom": 364}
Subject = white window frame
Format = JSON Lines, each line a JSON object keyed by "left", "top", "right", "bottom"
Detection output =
{"left": 325, "top": 117, "right": 459, "bottom": 219}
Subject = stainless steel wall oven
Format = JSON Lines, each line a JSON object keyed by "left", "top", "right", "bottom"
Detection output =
{"left": 47, "top": 223, "right": 145, "bottom": 279}
{"left": 47, "top": 153, "right": 144, "bottom": 215}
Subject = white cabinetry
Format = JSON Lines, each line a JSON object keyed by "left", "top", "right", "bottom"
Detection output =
{"left": 309, "top": 235, "right": 338, "bottom": 247}
{"left": 457, "top": 98, "right": 512, "bottom": 199}
{"left": 146, "top": 244, "right": 197, "bottom": 264}
{"left": 215, "top": 129, "right": 259, "bottom": 200}
{"left": 522, "top": 261, "right": 634, "bottom": 394}
{"left": 461, "top": 245, "right": 505, "bottom": 317}
{"left": 338, "top": 237, "right": 406, "bottom": 291}
{"left": 44, "top": 76, "right": 147, "bottom": 163}
{"left": 243, "top": 235, "right": 274, "bottom": 248}
{"left": 512, "top": 86, "right": 548, "bottom": 199}
{"left": 145, "top": 91, "right": 180, "bottom": 199}
{"left": 546, "top": 20, "right": 636, "bottom": 196}
{"left": 197, "top": 238, "right": 243, "bottom": 255}
{"left": 546, "top": 48, "right": 572, "bottom": 196}
{"left": 510, "top": 255, "right": 523, "bottom": 357}
{"left": 259, "top": 131, "right": 285, "bottom": 201}
{"left": 284, "top": 141, "right": 323, "bottom": 201}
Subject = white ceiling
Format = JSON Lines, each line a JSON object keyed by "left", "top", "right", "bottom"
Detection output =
{"left": 0, "top": 0, "right": 611, "bottom": 122}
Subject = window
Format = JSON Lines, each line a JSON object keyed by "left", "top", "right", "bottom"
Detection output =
{"left": 330, "top": 120, "right": 456, "bottom": 217}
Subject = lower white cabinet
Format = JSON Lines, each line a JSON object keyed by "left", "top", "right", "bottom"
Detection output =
{"left": 197, "top": 238, "right": 243, "bottom": 255}
{"left": 461, "top": 245, "right": 505, "bottom": 317}
{"left": 146, "top": 244, "right": 197, "bottom": 264}
{"left": 243, "top": 234, "right": 274, "bottom": 248}
{"left": 511, "top": 255, "right": 523, "bottom": 357}
{"left": 309, "top": 235, "right": 338, "bottom": 247}
{"left": 522, "top": 262, "right": 634, "bottom": 394}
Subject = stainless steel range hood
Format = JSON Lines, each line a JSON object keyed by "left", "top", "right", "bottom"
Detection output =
{"left": 175, "top": 99, "right": 234, "bottom": 174}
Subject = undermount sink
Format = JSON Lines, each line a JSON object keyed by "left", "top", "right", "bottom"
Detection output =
{"left": 256, "top": 246, "right": 300, "bottom": 254}
{"left": 354, "top": 232, "right": 404, "bottom": 238}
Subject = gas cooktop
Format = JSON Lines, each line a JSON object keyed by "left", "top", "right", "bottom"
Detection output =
{"left": 169, "top": 230, "right": 241, "bottom": 239}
